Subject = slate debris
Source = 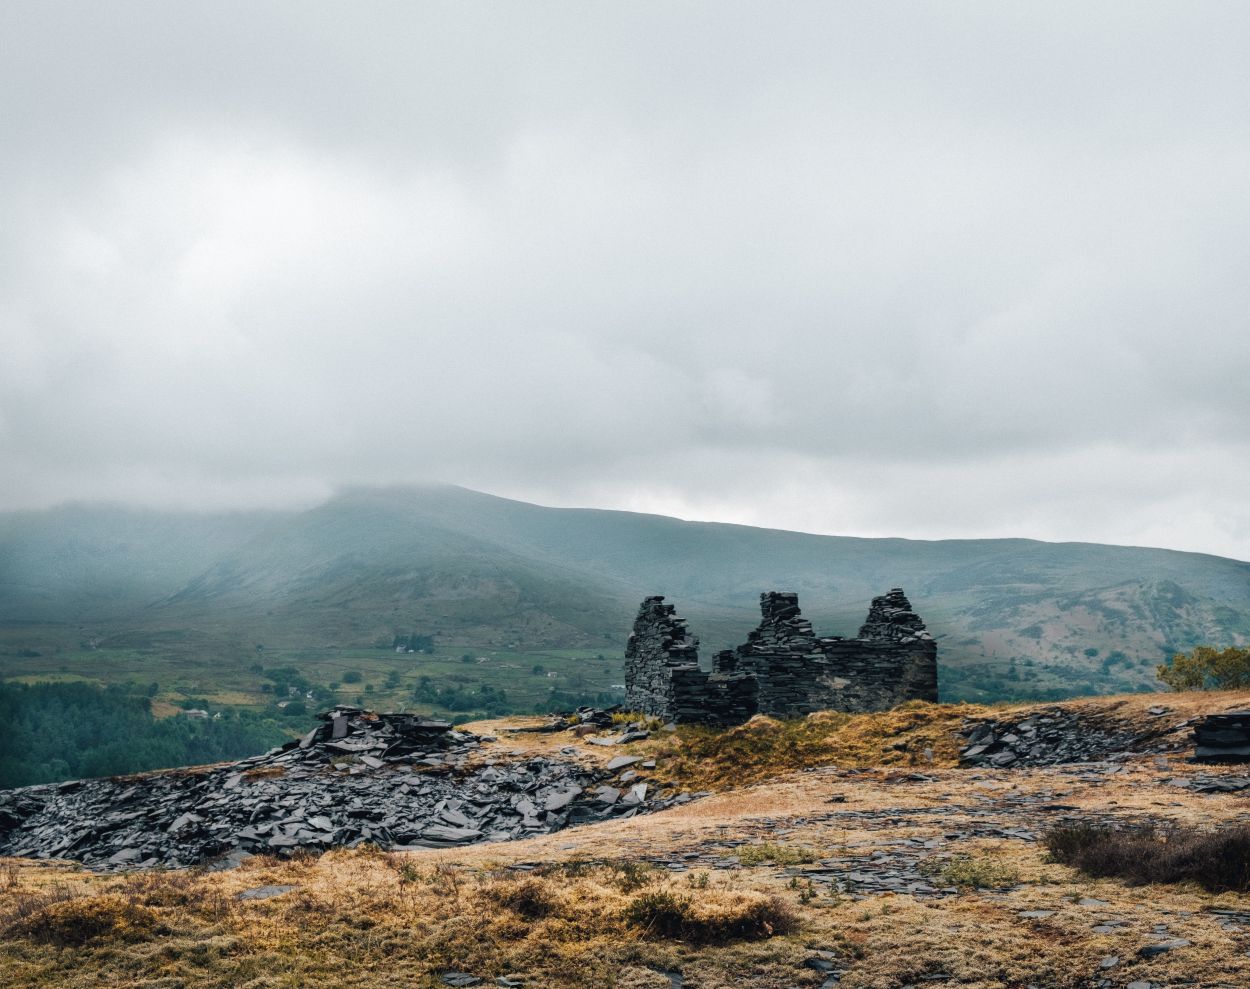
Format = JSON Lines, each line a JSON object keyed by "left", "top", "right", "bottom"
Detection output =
{"left": 1164, "top": 773, "right": 1250, "bottom": 794}
{"left": 0, "top": 706, "right": 693, "bottom": 871}
{"left": 510, "top": 706, "right": 656, "bottom": 748}
{"left": 516, "top": 706, "right": 620, "bottom": 734}
{"left": 1191, "top": 712, "right": 1250, "bottom": 763}
{"left": 959, "top": 708, "right": 1192, "bottom": 767}
{"left": 237, "top": 884, "right": 296, "bottom": 900}
{"left": 1137, "top": 938, "right": 1191, "bottom": 958}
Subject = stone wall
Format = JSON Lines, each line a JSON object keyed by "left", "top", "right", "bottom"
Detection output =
{"left": 624, "top": 596, "right": 758, "bottom": 725}
{"left": 626, "top": 588, "right": 937, "bottom": 724}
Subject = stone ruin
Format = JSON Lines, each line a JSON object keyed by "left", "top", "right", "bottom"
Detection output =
{"left": 624, "top": 588, "right": 937, "bottom": 724}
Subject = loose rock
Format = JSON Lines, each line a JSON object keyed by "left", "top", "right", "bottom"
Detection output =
{"left": 0, "top": 706, "right": 694, "bottom": 870}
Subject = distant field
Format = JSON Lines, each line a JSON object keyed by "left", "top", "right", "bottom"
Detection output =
{"left": 0, "top": 625, "right": 625, "bottom": 720}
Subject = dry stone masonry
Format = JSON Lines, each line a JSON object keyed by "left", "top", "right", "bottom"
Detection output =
{"left": 624, "top": 596, "right": 758, "bottom": 726}
{"left": 625, "top": 588, "right": 937, "bottom": 724}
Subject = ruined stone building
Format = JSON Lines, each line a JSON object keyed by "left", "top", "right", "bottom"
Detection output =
{"left": 624, "top": 588, "right": 937, "bottom": 724}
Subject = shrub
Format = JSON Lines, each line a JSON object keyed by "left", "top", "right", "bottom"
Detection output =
{"left": 483, "top": 876, "right": 556, "bottom": 920}
{"left": 1157, "top": 645, "right": 1250, "bottom": 691}
{"left": 622, "top": 888, "right": 797, "bottom": 943}
{"left": 5, "top": 893, "right": 160, "bottom": 946}
{"left": 1044, "top": 822, "right": 1250, "bottom": 893}
{"left": 610, "top": 860, "right": 658, "bottom": 892}
{"left": 623, "top": 890, "right": 690, "bottom": 938}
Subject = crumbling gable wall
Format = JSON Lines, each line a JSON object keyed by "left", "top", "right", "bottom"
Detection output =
{"left": 628, "top": 587, "right": 938, "bottom": 724}
{"left": 624, "top": 596, "right": 757, "bottom": 724}
{"left": 819, "top": 587, "right": 939, "bottom": 714}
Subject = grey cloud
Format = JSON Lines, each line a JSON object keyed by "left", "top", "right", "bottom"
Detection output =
{"left": 2, "top": 2, "right": 1249, "bottom": 559}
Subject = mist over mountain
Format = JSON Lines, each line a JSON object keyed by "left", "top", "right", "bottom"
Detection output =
{"left": 3, "top": 485, "right": 1248, "bottom": 702}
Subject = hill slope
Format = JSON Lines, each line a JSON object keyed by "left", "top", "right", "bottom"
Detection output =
{"left": 2, "top": 485, "right": 1249, "bottom": 701}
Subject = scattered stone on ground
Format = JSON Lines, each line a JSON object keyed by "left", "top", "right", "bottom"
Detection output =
{"left": 508, "top": 705, "right": 654, "bottom": 746}
{"left": 236, "top": 884, "right": 296, "bottom": 900}
{"left": 958, "top": 707, "right": 1194, "bottom": 767}
{"left": 0, "top": 706, "right": 693, "bottom": 871}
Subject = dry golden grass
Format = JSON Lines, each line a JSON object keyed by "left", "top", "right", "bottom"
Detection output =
{"left": 4, "top": 690, "right": 1250, "bottom": 987}
{"left": 638, "top": 701, "right": 983, "bottom": 789}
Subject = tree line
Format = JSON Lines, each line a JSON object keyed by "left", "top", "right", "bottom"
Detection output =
{"left": 0, "top": 681, "right": 297, "bottom": 789}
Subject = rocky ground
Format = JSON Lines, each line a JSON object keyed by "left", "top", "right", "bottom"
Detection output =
{"left": 0, "top": 707, "right": 695, "bottom": 870}
{"left": 3, "top": 690, "right": 1250, "bottom": 989}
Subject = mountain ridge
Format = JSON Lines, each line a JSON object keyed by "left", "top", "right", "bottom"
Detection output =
{"left": 2, "top": 484, "right": 1249, "bottom": 702}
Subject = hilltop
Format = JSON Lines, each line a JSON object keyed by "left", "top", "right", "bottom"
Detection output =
{"left": 2, "top": 486, "right": 1249, "bottom": 709}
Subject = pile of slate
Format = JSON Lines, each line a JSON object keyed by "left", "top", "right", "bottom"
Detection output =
{"left": 516, "top": 706, "right": 620, "bottom": 734}
{"left": 959, "top": 706, "right": 1191, "bottom": 767}
{"left": 1191, "top": 712, "right": 1250, "bottom": 763}
{"left": 0, "top": 707, "right": 689, "bottom": 871}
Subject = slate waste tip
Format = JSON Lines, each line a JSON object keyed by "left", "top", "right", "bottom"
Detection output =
{"left": 0, "top": 705, "right": 696, "bottom": 871}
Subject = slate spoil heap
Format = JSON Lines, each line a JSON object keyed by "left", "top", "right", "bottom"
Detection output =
{"left": 1192, "top": 712, "right": 1250, "bottom": 763}
{"left": 0, "top": 707, "right": 690, "bottom": 871}
{"left": 959, "top": 706, "right": 1193, "bottom": 767}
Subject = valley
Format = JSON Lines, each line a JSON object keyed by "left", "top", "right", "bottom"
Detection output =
{"left": 3, "top": 486, "right": 1249, "bottom": 720}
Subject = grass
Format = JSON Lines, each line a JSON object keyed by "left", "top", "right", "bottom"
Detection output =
{"left": 918, "top": 853, "right": 1021, "bottom": 890}
{"left": 621, "top": 888, "right": 797, "bottom": 942}
{"left": 735, "top": 842, "right": 820, "bottom": 866}
{"left": 643, "top": 702, "right": 981, "bottom": 788}
{"left": 6, "top": 693, "right": 1250, "bottom": 987}
{"left": 1044, "top": 822, "right": 1250, "bottom": 893}
{"left": 0, "top": 852, "right": 807, "bottom": 988}
{"left": 0, "top": 631, "right": 625, "bottom": 721}
{"left": 4, "top": 894, "right": 162, "bottom": 946}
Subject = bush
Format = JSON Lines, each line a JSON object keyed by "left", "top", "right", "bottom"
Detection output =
{"left": 1044, "top": 822, "right": 1250, "bottom": 893}
{"left": 622, "top": 888, "right": 798, "bottom": 943}
{"left": 531, "top": 857, "right": 656, "bottom": 892}
{"left": 342, "top": 670, "right": 364, "bottom": 684}
{"left": 483, "top": 876, "right": 555, "bottom": 920}
{"left": 5, "top": 894, "right": 160, "bottom": 946}
{"left": 1157, "top": 645, "right": 1250, "bottom": 690}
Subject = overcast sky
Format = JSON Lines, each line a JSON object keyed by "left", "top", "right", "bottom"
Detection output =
{"left": 2, "top": 2, "right": 1249, "bottom": 559}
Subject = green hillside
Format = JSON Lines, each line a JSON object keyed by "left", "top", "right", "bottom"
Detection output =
{"left": 2, "top": 485, "right": 1249, "bottom": 711}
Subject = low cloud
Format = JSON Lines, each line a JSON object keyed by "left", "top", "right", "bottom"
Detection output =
{"left": 2, "top": 2, "right": 1249, "bottom": 559}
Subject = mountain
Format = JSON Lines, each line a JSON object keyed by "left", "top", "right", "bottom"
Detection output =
{"left": 2, "top": 485, "right": 1249, "bottom": 701}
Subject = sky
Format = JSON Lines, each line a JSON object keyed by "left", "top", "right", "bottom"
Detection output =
{"left": 2, "top": 2, "right": 1249, "bottom": 560}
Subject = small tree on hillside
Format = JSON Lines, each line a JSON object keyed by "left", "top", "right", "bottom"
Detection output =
{"left": 1157, "top": 645, "right": 1250, "bottom": 691}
